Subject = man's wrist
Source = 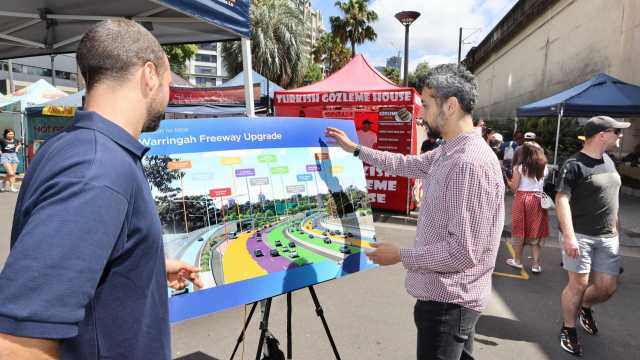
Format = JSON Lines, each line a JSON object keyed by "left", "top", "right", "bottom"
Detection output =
{"left": 352, "top": 144, "right": 362, "bottom": 157}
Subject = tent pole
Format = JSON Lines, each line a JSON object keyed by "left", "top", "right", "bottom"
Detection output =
{"left": 552, "top": 105, "right": 564, "bottom": 183}
{"left": 241, "top": 38, "right": 255, "bottom": 117}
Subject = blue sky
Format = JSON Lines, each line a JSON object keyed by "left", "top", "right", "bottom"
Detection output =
{"left": 310, "top": 0, "right": 518, "bottom": 71}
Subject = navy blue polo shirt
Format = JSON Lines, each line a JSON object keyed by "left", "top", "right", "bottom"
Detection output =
{"left": 0, "top": 111, "right": 169, "bottom": 359}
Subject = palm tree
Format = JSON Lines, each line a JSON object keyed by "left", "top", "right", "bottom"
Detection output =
{"left": 311, "top": 33, "right": 351, "bottom": 75}
{"left": 222, "top": 0, "right": 304, "bottom": 88}
{"left": 330, "top": 0, "right": 378, "bottom": 58}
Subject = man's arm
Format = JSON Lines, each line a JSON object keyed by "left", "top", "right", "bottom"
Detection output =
{"left": 0, "top": 333, "right": 59, "bottom": 360}
{"left": 325, "top": 127, "right": 435, "bottom": 178}
{"left": 555, "top": 192, "right": 580, "bottom": 258}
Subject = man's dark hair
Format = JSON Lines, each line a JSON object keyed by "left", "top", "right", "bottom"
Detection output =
{"left": 77, "top": 19, "right": 166, "bottom": 91}
{"left": 416, "top": 64, "right": 478, "bottom": 114}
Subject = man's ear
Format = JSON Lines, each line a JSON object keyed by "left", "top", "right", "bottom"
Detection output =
{"left": 142, "top": 62, "right": 159, "bottom": 92}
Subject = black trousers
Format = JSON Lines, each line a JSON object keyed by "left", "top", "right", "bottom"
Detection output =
{"left": 414, "top": 300, "right": 480, "bottom": 360}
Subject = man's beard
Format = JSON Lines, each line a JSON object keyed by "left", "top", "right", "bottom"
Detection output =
{"left": 142, "top": 101, "right": 165, "bottom": 133}
{"left": 426, "top": 109, "right": 445, "bottom": 140}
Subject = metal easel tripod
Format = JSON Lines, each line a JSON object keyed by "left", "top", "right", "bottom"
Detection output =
{"left": 229, "top": 285, "right": 341, "bottom": 360}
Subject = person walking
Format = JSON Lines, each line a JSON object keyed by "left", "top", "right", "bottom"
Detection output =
{"left": 0, "top": 20, "right": 201, "bottom": 360}
{"left": 506, "top": 142, "right": 549, "bottom": 273}
{"left": 0, "top": 128, "right": 22, "bottom": 192}
{"left": 326, "top": 64, "right": 504, "bottom": 360}
{"left": 555, "top": 115, "right": 630, "bottom": 356}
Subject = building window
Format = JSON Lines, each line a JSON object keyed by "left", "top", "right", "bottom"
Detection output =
{"left": 198, "top": 43, "right": 218, "bottom": 51}
{"left": 195, "top": 65, "right": 217, "bottom": 76}
{"left": 195, "top": 77, "right": 217, "bottom": 87}
{"left": 195, "top": 53, "right": 217, "bottom": 63}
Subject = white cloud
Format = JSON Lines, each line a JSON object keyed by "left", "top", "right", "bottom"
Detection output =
{"left": 362, "top": 0, "right": 517, "bottom": 70}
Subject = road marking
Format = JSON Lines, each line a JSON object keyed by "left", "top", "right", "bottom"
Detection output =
{"left": 493, "top": 242, "right": 529, "bottom": 280}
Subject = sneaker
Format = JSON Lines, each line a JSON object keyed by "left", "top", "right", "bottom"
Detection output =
{"left": 531, "top": 265, "right": 543, "bottom": 273}
{"left": 560, "top": 326, "right": 582, "bottom": 356}
{"left": 579, "top": 307, "right": 598, "bottom": 335}
{"left": 506, "top": 258, "right": 523, "bottom": 269}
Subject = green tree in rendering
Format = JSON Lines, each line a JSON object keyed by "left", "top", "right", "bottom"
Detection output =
{"left": 143, "top": 155, "right": 182, "bottom": 194}
{"left": 330, "top": 0, "right": 378, "bottom": 58}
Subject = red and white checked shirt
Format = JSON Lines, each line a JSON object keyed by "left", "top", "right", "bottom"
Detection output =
{"left": 360, "top": 131, "right": 504, "bottom": 311}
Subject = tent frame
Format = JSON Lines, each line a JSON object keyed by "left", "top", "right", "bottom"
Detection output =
{"left": 0, "top": 3, "right": 255, "bottom": 116}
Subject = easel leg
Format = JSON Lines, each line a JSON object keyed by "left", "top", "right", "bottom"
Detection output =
{"left": 230, "top": 301, "right": 259, "bottom": 360}
{"left": 256, "top": 298, "right": 272, "bottom": 360}
{"left": 308, "top": 286, "right": 341, "bottom": 360}
{"left": 287, "top": 292, "right": 292, "bottom": 359}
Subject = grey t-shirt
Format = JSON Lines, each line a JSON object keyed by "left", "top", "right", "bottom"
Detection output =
{"left": 556, "top": 152, "right": 620, "bottom": 237}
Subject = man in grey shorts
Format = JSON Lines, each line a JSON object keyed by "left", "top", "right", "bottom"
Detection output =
{"left": 555, "top": 115, "right": 630, "bottom": 356}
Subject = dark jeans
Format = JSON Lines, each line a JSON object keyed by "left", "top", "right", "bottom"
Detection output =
{"left": 414, "top": 300, "right": 481, "bottom": 360}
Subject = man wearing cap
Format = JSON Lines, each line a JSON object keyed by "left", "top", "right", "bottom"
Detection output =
{"left": 356, "top": 119, "right": 378, "bottom": 148}
{"left": 510, "top": 132, "right": 536, "bottom": 167}
{"left": 555, "top": 115, "right": 629, "bottom": 356}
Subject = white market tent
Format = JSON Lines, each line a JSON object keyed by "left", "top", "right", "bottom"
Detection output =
{"left": 0, "top": 0, "right": 256, "bottom": 115}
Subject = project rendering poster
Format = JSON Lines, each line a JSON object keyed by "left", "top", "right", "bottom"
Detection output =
{"left": 140, "top": 117, "right": 377, "bottom": 322}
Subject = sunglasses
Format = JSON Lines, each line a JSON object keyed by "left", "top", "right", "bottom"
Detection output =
{"left": 603, "top": 128, "right": 622, "bottom": 135}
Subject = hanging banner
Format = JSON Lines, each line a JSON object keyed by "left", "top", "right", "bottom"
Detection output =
{"left": 140, "top": 117, "right": 377, "bottom": 322}
{"left": 275, "top": 89, "right": 414, "bottom": 106}
{"left": 169, "top": 84, "right": 261, "bottom": 105}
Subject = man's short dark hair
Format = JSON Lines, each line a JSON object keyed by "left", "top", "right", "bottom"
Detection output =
{"left": 77, "top": 19, "right": 167, "bottom": 91}
{"left": 416, "top": 64, "right": 478, "bottom": 114}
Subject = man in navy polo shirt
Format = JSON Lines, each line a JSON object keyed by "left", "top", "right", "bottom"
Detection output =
{"left": 0, "top": 20, "right": 201, "bottom": 359}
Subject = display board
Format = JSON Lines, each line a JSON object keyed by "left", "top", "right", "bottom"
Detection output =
{"left": 139, "top": 117, "right": 377, "bottom": 322}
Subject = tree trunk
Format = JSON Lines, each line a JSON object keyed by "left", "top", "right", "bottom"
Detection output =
{"left": 351, "top": 39, "right": 356, "bottom": 58}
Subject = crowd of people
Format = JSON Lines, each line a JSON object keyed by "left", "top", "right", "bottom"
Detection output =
{"left": 0, "top": 18, "right": 634, "bottom": 360}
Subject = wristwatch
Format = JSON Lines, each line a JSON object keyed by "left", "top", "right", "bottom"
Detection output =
{"left": 353, "top": 144, "right": 362, "bottom": 157}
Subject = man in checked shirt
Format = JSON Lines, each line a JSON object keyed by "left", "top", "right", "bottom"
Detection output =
{"left": 326, "top": 64, "right": 504, "bottom": 360}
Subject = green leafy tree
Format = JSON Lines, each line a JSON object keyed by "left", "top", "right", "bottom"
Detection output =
{"left": 408, "top": 61, "right": 430, "bottom": 90}
{"left": 330, "top": 0, "right": 378, "bottom": 58}
{"left": 303, "top": 62, "right": 323, "bottom": 84}
{"left": 382, "top": 66, "right": 400, "bottom": 84}
{"left": 311, "top": 32, "right": 351, "bottom": 75}
{"left": 162, "top": 44, "right": 198, "bottom": 78}
{"left": 222, "top": 0, "right": 305, "bottom": 88}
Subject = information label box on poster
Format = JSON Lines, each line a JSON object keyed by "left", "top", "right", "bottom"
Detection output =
{"left": 140, "top": 117, "right": 377, "bottom": 323}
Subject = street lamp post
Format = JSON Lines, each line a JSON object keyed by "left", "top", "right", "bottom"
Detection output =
{"left": 395, "top": 11, "right": 421, "bottom": 86}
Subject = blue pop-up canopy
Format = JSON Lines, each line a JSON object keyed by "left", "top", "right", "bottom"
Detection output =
{"left": 517, "top": 73, "right": 640, "bottom": 117}
{"left": 517, "top": 73, "right": 640, "bottom": 173}
{"left": 0, "top": 0, "right": 256, "bottom": 115}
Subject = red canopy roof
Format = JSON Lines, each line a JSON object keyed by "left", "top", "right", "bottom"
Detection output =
{"left": 282, "top": 54, "right": 408, "bottom": 93}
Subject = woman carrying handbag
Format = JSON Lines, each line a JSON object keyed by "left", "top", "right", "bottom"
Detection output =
{"left": 507, "top": 142, "right": 550, "bottom": 273}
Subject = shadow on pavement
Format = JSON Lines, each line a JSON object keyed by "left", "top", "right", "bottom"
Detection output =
{"left": 475, "top": 237, "right": 640, "bottom": 359}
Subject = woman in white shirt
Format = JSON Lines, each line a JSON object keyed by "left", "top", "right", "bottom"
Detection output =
{"left": 507, "top": 142, "right": 550, "bottom": 273}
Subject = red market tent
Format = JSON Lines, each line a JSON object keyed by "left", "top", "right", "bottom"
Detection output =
{"left": 274, "top": 55, "right": 422, "bottom": 213}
